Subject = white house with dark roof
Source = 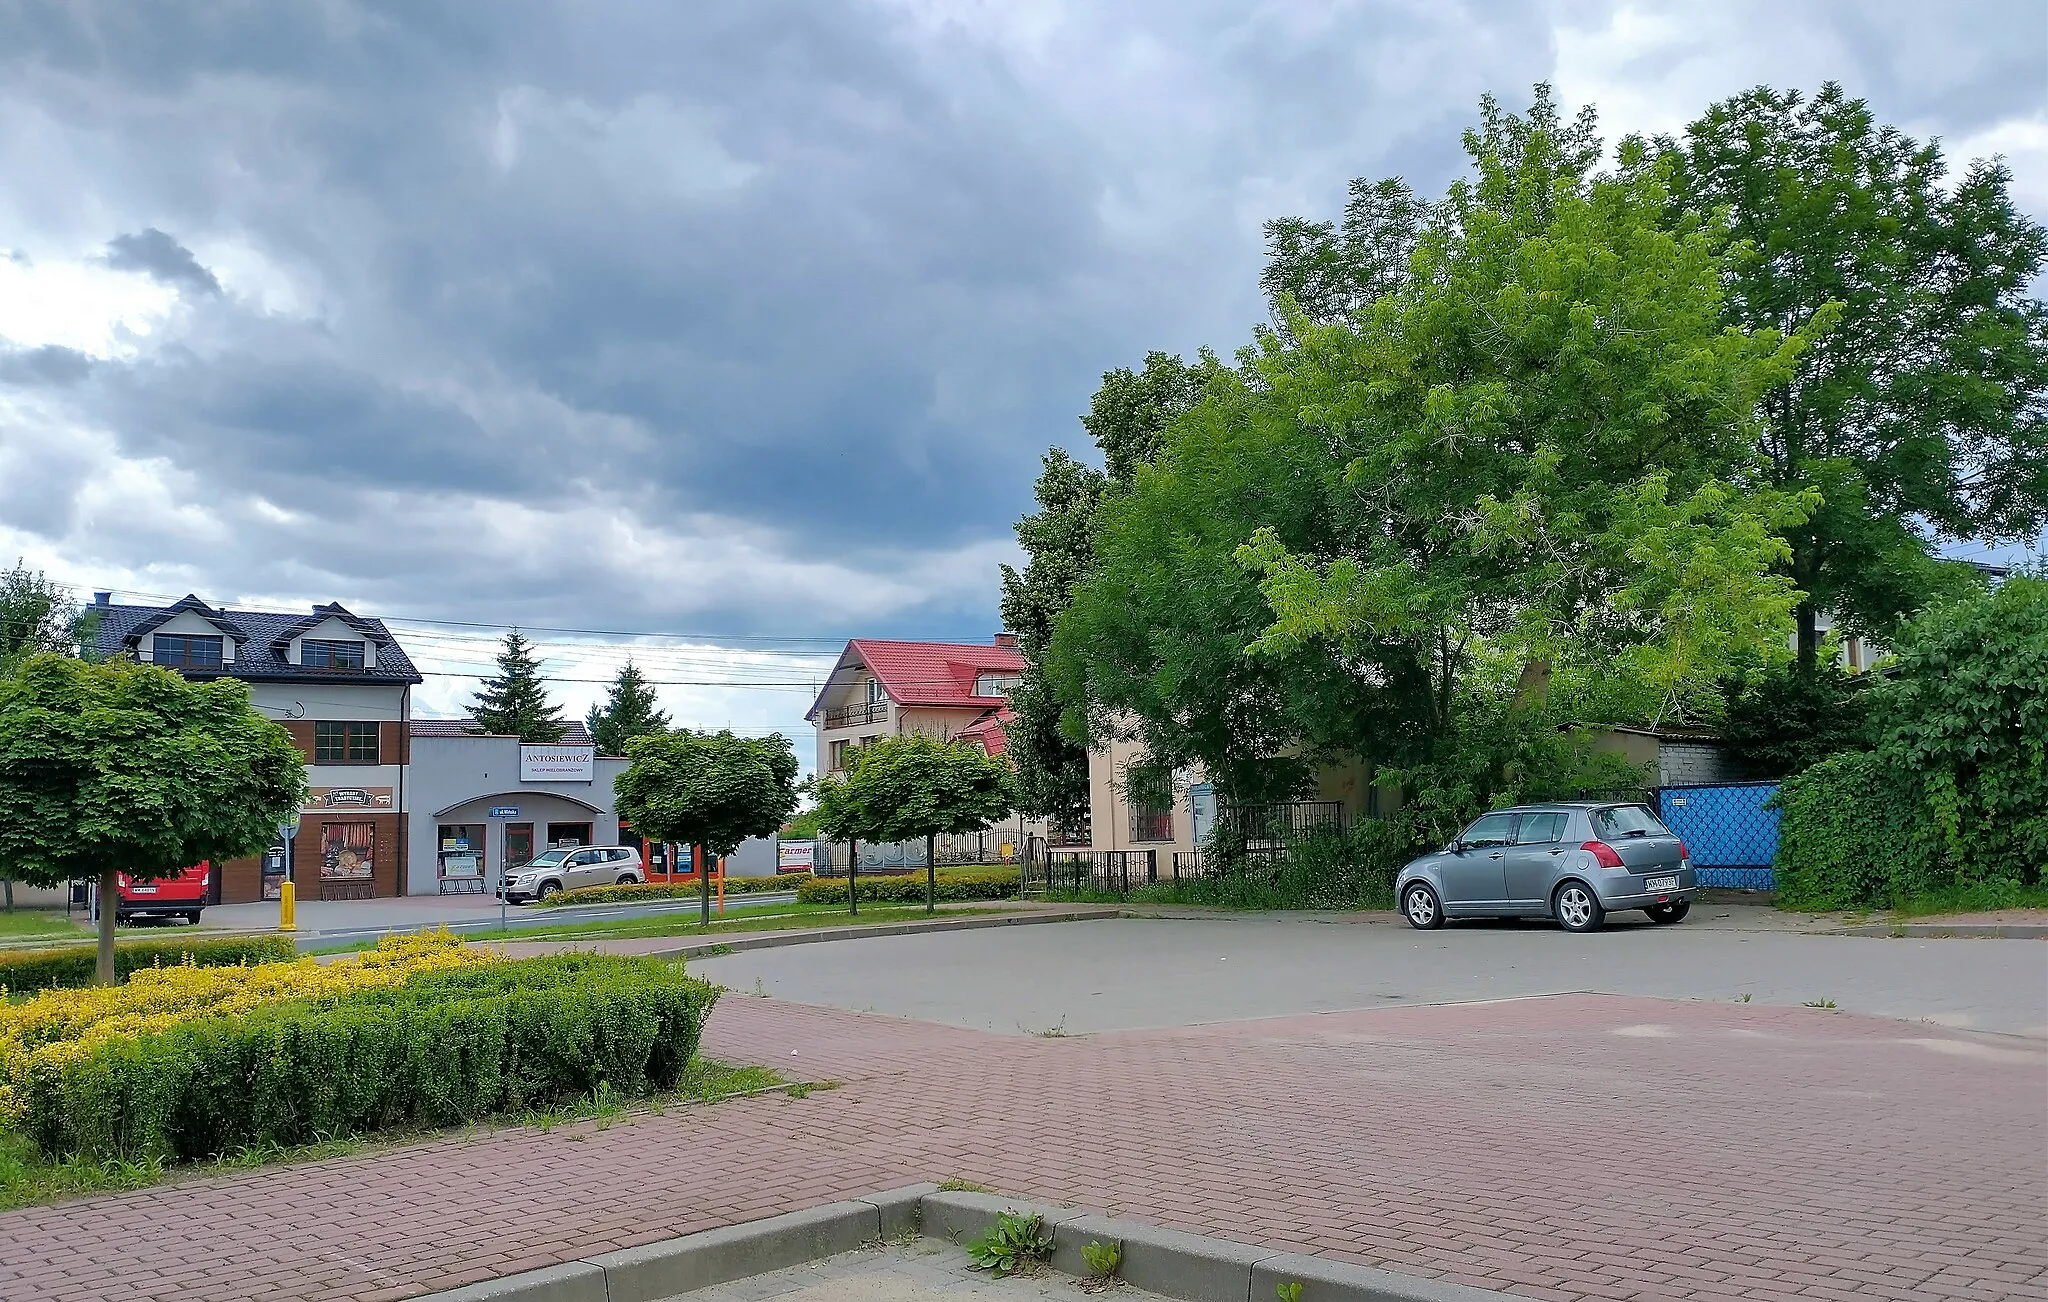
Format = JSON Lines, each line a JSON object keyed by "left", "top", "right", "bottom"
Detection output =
{"left": 91, "top": 592, "right": 422, "bottom": 904}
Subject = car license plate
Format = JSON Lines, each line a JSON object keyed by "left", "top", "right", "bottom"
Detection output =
{"left": 1645, "top": 875, "right": 1678, "bottom": 892}
{"left": 130, "top": 885, "right": 157, "bottom": 894}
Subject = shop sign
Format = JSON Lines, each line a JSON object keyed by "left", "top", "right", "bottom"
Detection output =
{"left": 520, "top": 745, "right": 595, "bottom": 782}
{"left": 777, "top": 840, "right": 815, "bottom": 873}
{"left": 489, "top": 805, "right": 520, "bottom": 818}
{"left": 303, "top": 786, "right": 393, "bottom": 812}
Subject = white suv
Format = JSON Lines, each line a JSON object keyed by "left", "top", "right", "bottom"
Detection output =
{"left": 500, "top": 846, "right": 644, "bottom": 903}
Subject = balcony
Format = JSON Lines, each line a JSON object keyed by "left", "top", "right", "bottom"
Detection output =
{"left": 822, "top": 701, "right": 888, "bottom": 729}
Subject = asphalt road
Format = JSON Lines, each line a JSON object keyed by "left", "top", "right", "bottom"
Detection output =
{"left": 694, "top": 910, "right": 2048, "bottom": 1038}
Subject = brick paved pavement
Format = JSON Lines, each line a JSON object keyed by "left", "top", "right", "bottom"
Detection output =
{"left": 0, "top": 992, "right": 2041, "bottom": 1302}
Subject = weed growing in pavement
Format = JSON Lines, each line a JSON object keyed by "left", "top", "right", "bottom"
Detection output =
{"left": 967, "top": 1210, "right": 1053, "bottom": 1277}
{"left": 1276, "top": 1283, "right": 1304, "bottom": 1302}
{"left": 1803, "top": 998, "right": 1838, "bottom": 1009}
{"left": 1733, "top": 993, "right": 1752, "bottom": 1002}
{"left": 1080, "top": 1239, "right": 1123, "bottom": 1278}
{"left": 938, "top": 1178, "right": 992, "bottom": 1193}
{"left": 783, "top": 1080, "right": 843, "bottom": 1100}
{"left": 1024, "top": 1018, "right": 1071, "bottom": 1038}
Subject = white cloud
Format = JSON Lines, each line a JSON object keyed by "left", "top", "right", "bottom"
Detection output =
{"left": 0, "top": 253, "right": 178, "bottom": 357}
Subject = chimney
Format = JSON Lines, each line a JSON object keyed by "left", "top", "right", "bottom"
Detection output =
{"left": 993, "top": 632, "right": 1018, "bottom": 649}
{"left": 93, "top": 592, "right": 111, "bottom": 607}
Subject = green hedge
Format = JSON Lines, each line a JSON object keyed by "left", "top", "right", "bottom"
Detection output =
{"left": 536, "top": 875, "right": 800, "bottom": 908}
{"left": 796, "top": 868, "right": 1019, "bottom": 905}
{"left": 0, "top": 934, "right": 299, "bottom": 992}
{"left": 16, "top": 954, "right": 719, "bottom": 1163}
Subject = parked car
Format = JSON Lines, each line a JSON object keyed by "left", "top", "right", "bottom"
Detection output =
{"left": 1396, "top": 803, "right": 1694, "bottom": 933}
{"left": 113, "top": 862, "right": 211, "bottom": 925}
{"left": 498, "top": 846, "right": 644, "bottom": 903}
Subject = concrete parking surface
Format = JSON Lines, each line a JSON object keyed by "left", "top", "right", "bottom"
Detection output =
{"left": 694, "top": 910, "right": 2048, "bottom": 1038}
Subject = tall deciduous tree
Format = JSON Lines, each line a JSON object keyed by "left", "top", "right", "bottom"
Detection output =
{"left": 0, "top": 561, "right": 87, "bottom": 672}
{"left": 999, "top": 353, "right": 1212, "bottom": 833}
{"left": 586, "top": 660, "right": 670, "bottom": 756}
{"left": 0, "top": 656, "right": 306, "bottom": 982}
{"left": 1655, "top": 83, "right": 2048, "bottom": 665}
{"left": 813, "top": 734, "right": 1014, "bottom": 914}
{"left": 614, "top": 730, "right": 799, "bottom": 919}
{"left": 470, "top": 630, "right": 566, "bottom": 742}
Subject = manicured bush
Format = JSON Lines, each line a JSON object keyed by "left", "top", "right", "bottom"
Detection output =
{"left": 796, "top": 868, "right": 1019, "bottom": 905}
{"left": 11, "top": 953, "right": 717, "bottom": 1163}
{"left": 0, "top": 934, "right": 299, "bottom": 993}
{"left": 537, "top": 875, "right": 801, "bottom": 908}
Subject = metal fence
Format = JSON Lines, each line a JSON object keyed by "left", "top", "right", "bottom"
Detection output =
{"left": 1214, "top": 800, "right": 1345, "bottom": 847}
{"left": 1020, "top": 848, "right": 1159, "bottom": 897}
{"left": 1655, "top": 781, "right": 1780, "bottom": 890}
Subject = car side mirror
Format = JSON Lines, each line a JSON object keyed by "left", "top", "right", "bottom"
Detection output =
{"left": 1451, "top": 839, "right": 1466, "bottom": 853}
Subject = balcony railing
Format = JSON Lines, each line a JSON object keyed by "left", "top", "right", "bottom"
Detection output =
{"left": 823, "top": 701, "right": 888, "bottom": 729}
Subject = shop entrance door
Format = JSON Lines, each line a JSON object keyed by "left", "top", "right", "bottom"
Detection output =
{"left": 505, "top": 824, "right": 534, "bottom": 873}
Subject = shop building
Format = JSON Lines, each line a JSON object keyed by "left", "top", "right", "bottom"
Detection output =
{"left": 90, "top": 593, "right": 421, "bottom": 903}
{"left": 404, "top": 720, "right": 633, "bottom": 894}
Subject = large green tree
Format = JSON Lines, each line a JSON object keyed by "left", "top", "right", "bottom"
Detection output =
{"left": 613, "top": 729, "right": 799, "bottom": 919}
{"left": 999, "top": 353, "right": 1211, "bottom": 831}
{"left": 0, "top": 561, "right": 89, "bottom": 672}
{"left": 585, "top": 660, "right": 670, "bottom": 756}
{"left": 469, "top": 630, "right": 566, "bottom": 742}
{"left": 0, "top": 655, "right": 306, "bottom": 982}
{"left": 1655, "top": 84, "right": 2048, "bottom": 665}
{"left": 811, "top": 734, "right": 1013, "bottom": 914}
{"left": 1053, "top": 89, "right": 1819, "bottom": 838}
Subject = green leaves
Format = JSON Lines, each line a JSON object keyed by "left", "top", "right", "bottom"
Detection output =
{"left": 612, "top": 730, "right": 800, "bottom": 857}
{"left": 966, "top": 1211, "right": 1053, "bottom": 1277}
{"left": 810, "top": 734, "right": 1014, "bottom": 847}
{"left": 0, "top": 655, "right": 307, "bottom": 889}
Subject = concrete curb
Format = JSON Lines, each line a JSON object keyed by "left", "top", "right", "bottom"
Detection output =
{"left": 407, "top": 1186, "right": 1519, "bottom": 1302}
{"left": 1832, "top": 923, "right": 2048, "bottom": 939}
{"left": 644, "top": 908, "right": 1124, "bottom": 960}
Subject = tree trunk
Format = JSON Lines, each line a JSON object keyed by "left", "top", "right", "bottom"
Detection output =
{"left": 96, "top": 862, "right": 118, "bottom": 986}
{"left": 847, "top": 839, "right": 858, "bottom": 916}
{"left": 925, "top": 833, "right": 937, "bottom": 915}
{"left": 697, "top": 845, "right": 710, "bottom": 925}
{"left": 1795, "top": 600, "right": 1820, "bottom": 672}
{"left": 2, "top": 875, "right": 12, "bottom": 912}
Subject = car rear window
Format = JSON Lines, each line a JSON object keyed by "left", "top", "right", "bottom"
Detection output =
{"left": 1594, "top": 805, "right": 1671, "bottom": 839}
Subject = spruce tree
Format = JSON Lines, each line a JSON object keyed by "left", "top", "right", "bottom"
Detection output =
{"left": 469, "top": 630, "right": 566, "bottom": 742}
{"left": 586, "top": 660, "right": 671, "bottom": 755}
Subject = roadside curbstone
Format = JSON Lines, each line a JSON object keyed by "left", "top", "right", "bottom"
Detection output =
{"left": 648, "top": 908, "right": 1123, "bottom": 961}
{"left": 854, "top": 1182, "right": 940, "bottom": 1239}
{"left": 1253, "top": 1250, "right": 1512, "bottom": 1302}
{"left": 591, "top": 1198, "right": 879, "bottom": 1302}
{"left": 919, "top": 1189, "right": 1093, "bottom": 1247}
{"left": 1054, "top": 1213, "right": 1268, "bottom": 1302}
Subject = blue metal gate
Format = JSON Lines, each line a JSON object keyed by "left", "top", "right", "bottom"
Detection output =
{"left": 1656, "top": 781, "right": 1779, "bottom": 890}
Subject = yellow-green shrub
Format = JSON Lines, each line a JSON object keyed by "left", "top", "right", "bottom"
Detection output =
{"left": 0, "top": 934, "right": 298, "bottom": 993}
{"left": 11, "top": 953, "right": 717, "bottom": 1163}
{"left": 538, "top": 876, "right": 800, "bottom": 908}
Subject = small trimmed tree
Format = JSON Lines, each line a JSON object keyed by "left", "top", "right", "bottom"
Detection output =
{"left": 470, "top": 630, "right": 566, "bottom": 742}
{"left": 0, "top": 655, "right": 307, "bottom": 983}
{"left": 830, "top": 734, "right": 1015, "bottom": 914}
{"left": 613, "top": 730, "right": 800, "bottom": 922}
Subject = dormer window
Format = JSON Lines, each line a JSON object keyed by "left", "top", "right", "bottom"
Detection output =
{"left": 154, "top": 634, "right": 224, "bottom": 669}
{"left": 302, "top": 639, "right": 366, "bottom": 670}
{"left": 974, "top": 672, "right": 1020, "bottom": 698}
{"left": 866, "top": 678, "right": 887, "bottom": 705}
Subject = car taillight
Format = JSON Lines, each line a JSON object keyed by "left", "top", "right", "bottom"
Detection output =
{"left": 1675, "top": 840, "right": 1689, "bottom": 862}
{"left": 1581, "top": 840, "right": 1625, "bottom": 869}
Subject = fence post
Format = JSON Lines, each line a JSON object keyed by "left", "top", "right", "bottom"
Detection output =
{"left": 1147, "top": 849, "right": 1157, "bottom": 884}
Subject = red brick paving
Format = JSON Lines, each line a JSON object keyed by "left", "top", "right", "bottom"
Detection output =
{"left": 0, "top": 992, "right": 2041, "bottom": 1302}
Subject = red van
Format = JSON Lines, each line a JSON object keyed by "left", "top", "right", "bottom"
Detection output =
{"left": 113, "top": 862, "right": 210, "bottom": 925}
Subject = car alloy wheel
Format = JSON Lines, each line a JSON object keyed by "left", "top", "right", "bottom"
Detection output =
{"left": 536, "top": 881, "right": 559, "bottom": 901}
{"left": 1403, "top": 883, "right": 1443, "bottom": 930}
{"left": 1554, "top": 882, "right": 1604, "bottom": 933}
{"left": 615, "top": 874, "right": 638, "bottom": 886}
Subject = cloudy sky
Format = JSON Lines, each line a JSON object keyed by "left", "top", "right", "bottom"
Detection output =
{"left": 1, "top": 0, "right": 2042, "bottom": 738}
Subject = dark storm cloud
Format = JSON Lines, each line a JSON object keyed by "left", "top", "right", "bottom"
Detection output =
{"left": 104, "top": 228, "right": 222, "bottom": 296}
{"left": 0, "top": 0, "right": 2038, "bottom": 637}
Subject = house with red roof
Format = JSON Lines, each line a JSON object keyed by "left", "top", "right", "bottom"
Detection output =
{"left": 806, "top": 635, "right": 1025, "bottom": 778}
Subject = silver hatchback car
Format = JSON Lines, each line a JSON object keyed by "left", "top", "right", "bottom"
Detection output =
{"left": 1396, "top": 802, "right": 1695, "bottom": 933}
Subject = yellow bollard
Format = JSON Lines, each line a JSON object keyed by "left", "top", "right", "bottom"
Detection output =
{"left": 279, "top": 879, "right": 297, "bottom": 933}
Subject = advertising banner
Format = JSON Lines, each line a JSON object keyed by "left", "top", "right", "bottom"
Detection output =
{"left": 776, "top": 840, "right": 815, "bottom": 874}
{"left": 520, "top": 745, "right": 595, "bottom": 782}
